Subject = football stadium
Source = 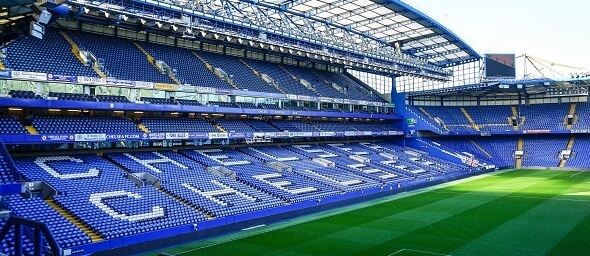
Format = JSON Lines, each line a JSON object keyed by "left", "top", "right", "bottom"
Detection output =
{"left": 0, "top": 0, "right": 588, "bottom": 255}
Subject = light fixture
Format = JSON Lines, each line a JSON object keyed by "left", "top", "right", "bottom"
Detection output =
{"left": 103, "top": 11, "right": 110, "bottom": 18}
{"left": 134, "top": 111, "right": 144, "bottom": 114}
{"left": 8, "top": 108, "right": 22, "bottom": 111}
{"left": 171, "top": 25, "right": 178, "bottom": 31}
{"left": 67, "top": 109, "right": 81, "bottom": 112}
{"left": 114, "top": 110, "right": 124, "bottom": 113}
{"left": 48, "top": 109, "right": 61, "bottom": 112}
{"left": 82, "top": 7, "right": 90, "bottom": 14}
{"left": 140, "top": 18, "right": 147, "bottom": 25}
{"left": 170, "top": 112, "right": 179, "bottom": 115}
{"left": 121, "top": 14, "right": 128, "bottom": 21}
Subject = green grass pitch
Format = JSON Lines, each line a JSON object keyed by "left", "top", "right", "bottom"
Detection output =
{"left": 150, "top": 169, "right": 590, "bottom": 256}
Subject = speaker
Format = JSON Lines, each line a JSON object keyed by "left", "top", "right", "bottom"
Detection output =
{"left": 31, "top": 4, "right": 52, "bottom": 24}
{"left": 30, "top": 21, "right": 45, "bottom": 39}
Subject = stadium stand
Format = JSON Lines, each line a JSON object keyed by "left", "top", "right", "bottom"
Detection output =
{"left": 196, "top": 52, "right": 280, "bottom": 93}
{"left": 242, "top": 59, "right": 319, "bottom": 97}
{"left": 0, "top": 115, "right": 27, "bottom": 135}
{"left": 137, "top": 42, "right": 232, "bottom": 89}
{"left": 9, "top": 90, "right": 42, "bottom": 99}
{"left": 30, "top": 116, "right": 140, "bottom": 134}
{"left": 3, "top": 30, "right": 96, "bottom": 77}
{"left": 3, "top": 0, "right": 584, "bottom": 254}
{"left": 140, "top": 117, "right": 218, "bottom": 132}
{"left": 66, "top": 30, "right": 174, "bottom": 84}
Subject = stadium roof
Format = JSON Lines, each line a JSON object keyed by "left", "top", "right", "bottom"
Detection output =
{"left": 256, "top": 0, "right": 481, "bottom": 67}
{"left": 1, "top": 0, "right": 481, "bottom": 79}
{"left": 407, "top": 77, "right": 590, "bottom": 97}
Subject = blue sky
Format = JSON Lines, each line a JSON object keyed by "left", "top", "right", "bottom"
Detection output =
{"left": 408, "top": 0, "right": 590, "bottom": 70}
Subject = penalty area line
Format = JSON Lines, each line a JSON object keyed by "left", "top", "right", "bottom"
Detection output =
{"left": 388, "top": 248, "right": 451, "bottom": 256}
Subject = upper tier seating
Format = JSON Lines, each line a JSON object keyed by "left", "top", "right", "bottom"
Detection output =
{"left": 3, "top": 30, "right": 386, "bottom": 103}
{"left": 9, "top": 90, "right": 42, "bottom": 99}
{"left": 242, "top": 59, "right": 318, "bottom": 97}
{"left": 420, "top": 106, "right": 471, "bottom": 131}
{"left": 49, "top": 92, "right": 96, "bottom": 102}
{"left": 138, "top": 42, "right": 233, "bottom": 89}
{"left": 463, "top": 106, "right": 513, "bottom": 131}
{"left": 270, "top": 120, "right": 318, "bottom": 132}
{"left": 314, "top": 71, "right": 382, "bottom": 102}
{"left": 176, "top": 99, "right": 203, "bottom": 106}
{"left": 259, "top": 103, "right": 281, "bottom": 110}
{"left": 140, "top": 117, "right": 218, "bottom": 132}
{"left": 208, "top": 101, "right": 239, "bottom": 108}
{"left": 95, "top": 95, "right": 131, "bottom": 103}
{"left": 412, "top": 103, "right": 582, "bottom": 132}
{"left": 243, "top": 120, "right": 279, "bottom": 132}
{"left": 281, "top": 65, "right": 345, "bottom": 99}
{"left": 67, "top": 30, "right": 174, "bottom": 84}
{"left": 197, "top": 52, "right": 281, "bottom": 93}
{"left": 140, "top": 97, "right": 177, "bottom": 105}
{"left": 519, "top": 103, "right": 569, "bottom": 130}
{"left": 3, "top": 29, "right": 97, "bottom": 77}
{"left": 312, "top": 121, "right": 352, "bottom": 131}
{"left": 31, "top": 116, "right": 140, "bottom": 134}
{"left": 216, "top": 119, "right": 257, "bottom": 133}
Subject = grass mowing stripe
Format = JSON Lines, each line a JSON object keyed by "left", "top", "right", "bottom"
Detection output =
{"left": 430, "top": 191, "right": 590, "bottom": 202}
{"left": 153, "top": 170, "right": 590, "bottom": 256}
{"left": 452, "top": 172, "right": 590, "bottom": 256}
{"left": 183, "top": 171, "right": 559, "bottom": 256}
{"left": 282, "top": 174, "right": 556, "bottom": 256}
{"left": 545, "top": 171, "right": 590, "bottom": 256}
{"left": 149, "top": 170, "right": 514, "bottom": 256}
{"left": 343, "top": 171, "right": 574, "bottom": 256}
{"left": 546, "top": 208, "right": 590, "bottom": 256}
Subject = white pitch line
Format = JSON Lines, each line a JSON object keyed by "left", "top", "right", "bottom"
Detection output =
{"left": 242, "top": 224, "right": 266, "bottom": 231}
{"left": 389, "top": 248, "right": 451, "bottom": 256}
{"left": 431, "top": 191, "right": 590, "bottom": 202}
{"left": 570, "top": 171, "right": 583, "bottom": 178}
